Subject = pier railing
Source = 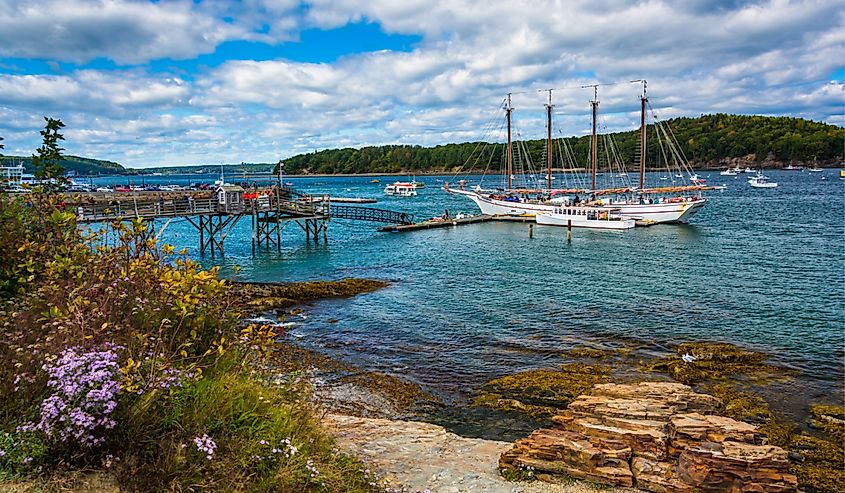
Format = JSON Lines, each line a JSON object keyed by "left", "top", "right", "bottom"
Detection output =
{"left": 330, "top": 205, "right": 414, "bottom": 225}
{"left": 73, "top": 192, "right": 330, "bottom": 223}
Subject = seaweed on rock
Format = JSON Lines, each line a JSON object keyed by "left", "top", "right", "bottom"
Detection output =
{"left": 232, "top": 279, "right": 389, "bottom": 312}
{"left": 472, "top": 363, "right": 611, "bottom": 417}
{"left": 642, "top": 341, "right": 791, "bottom": 385}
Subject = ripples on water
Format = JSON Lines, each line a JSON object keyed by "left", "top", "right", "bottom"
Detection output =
{"left": 96, "top": 170, "right": 845, "bottom": 414}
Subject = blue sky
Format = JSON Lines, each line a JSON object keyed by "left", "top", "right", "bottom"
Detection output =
{"left": 0, "top": 0, "right": 842, "bottom": 168}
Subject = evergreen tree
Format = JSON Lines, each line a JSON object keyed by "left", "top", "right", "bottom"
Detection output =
{"left": 32, "top": 117, "right": 66, "bottom": 190}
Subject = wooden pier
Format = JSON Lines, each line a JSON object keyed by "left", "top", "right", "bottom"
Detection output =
{"left": 378, "top": 214, "right": 533, "bottom": 232}
{"left": 68, "top": 187, "right": 413, "bottom": 257}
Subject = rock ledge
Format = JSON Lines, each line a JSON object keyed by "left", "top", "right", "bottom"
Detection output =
{"left": 500, "top": 382, "right": 797, "bottom": 493}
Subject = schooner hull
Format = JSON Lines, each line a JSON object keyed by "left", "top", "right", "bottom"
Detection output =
{"left": 449, "top": 189, "right": 706, "bottom": 224}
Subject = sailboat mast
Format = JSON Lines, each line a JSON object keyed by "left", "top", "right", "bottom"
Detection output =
{"left": 506, "top": 93, "right": 513, "bottom": 191}
{"left": 589, "top": 86, "right": 599, "bottom": 191}
{"left": 639, "top": 80, "right": 648, "bottom": 190}
{"left": 546, "top": 89, "right": 553, "bottom": 191}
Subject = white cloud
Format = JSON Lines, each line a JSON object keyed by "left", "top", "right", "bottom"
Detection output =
{"left": 0, "top": 0, "right": 841, "bottom": 167}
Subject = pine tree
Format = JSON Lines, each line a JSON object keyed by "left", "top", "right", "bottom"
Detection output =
{"left": 32, "top": 117, "right": 66, "bottom": 191}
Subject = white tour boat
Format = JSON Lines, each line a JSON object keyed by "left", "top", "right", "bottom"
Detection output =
{"left": 384, "top": 181, "right": 418, "bottom": 196}
{"left": 720, "top": 168, "right": 738, "bottom": 176}
{"left": 535, "top": 207, "right": 635, "bottom": 230}
{"left": 748, "top": 173, "right": 778, "bottom": 188}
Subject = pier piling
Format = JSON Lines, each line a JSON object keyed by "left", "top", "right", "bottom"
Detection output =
{"left": 529, "top": 223, "right": 534, "bottom": 238}
{"left": 567, "top": 220, "right": 572, "bottom": 242}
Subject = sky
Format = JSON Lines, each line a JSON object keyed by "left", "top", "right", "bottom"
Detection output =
{"left": 0, "top": 0, "right": 842, "bottom": 168}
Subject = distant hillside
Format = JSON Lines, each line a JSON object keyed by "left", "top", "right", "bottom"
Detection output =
{"left": 273, "top": 114, "right": 845, "bottom": 174}
{"left": 0, "top": 155, "right": 127, "bottom": 176}
{"left": 137, "top": 163, "right": 275, "bottom": 175}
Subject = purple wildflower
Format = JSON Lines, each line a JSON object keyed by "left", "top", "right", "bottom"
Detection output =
{"left": 36, "top": 345, "right": 122, "bottom": 447}
{"left": 193, "top": 434, "right": 217, "bottom": 460}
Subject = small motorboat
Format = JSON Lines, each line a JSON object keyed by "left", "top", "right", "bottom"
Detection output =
{"left": 720, "top": 168, "right": 738, "bottom": 176}
{"left": 743, "top": 167, "right": 755, "bottom": 173}
{"left": 748, "top": 173, "right": 777, "bottom": 188}
{"left": 384, "top": 182, "right": 418, "bottom": 197}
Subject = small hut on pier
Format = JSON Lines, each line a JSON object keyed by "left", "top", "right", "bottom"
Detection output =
{"left": 215, "top": 184, "right": 245, "bottom": 213}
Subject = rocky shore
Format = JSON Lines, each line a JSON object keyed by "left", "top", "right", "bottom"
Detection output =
{"left": 238, "top": 282, "right": 843, "bottom": 493}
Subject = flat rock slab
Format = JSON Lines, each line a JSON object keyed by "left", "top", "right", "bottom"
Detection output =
{"left": 324, "top": 414, "right": 640, "bottom": 493}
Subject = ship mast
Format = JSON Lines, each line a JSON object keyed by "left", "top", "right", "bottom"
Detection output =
{"left": 545, "top": 89, "right": 553, "bottom": 191}
{"left": 583, "top": 85, "right": 599, "bottom": 192}
{"left": 637, "top": 80, "right": 648, "bottom": 190}
{"left": 506, "top": 93, "right": 513, "bottom": 191}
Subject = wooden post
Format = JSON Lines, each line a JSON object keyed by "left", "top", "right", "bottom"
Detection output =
{"left": 567, "top": 219, "right": 572, "bottom": 242}
{"left": 529, "top": 223, "right": 534, "bottom": 238}
{"left": 199, "top": 216, "right": 205, "bottom": 254}
{"left": 276, "top": 215, "right": 282, "bottom": 253}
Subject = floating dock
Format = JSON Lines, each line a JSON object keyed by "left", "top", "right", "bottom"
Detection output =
{"left": 378, "top": 214, "right": 533, "bottom": 232}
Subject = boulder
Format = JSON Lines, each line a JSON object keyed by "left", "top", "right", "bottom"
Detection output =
{"left": 555, "top": 412, "right": 668, "bottom": 461}
{"left": 591, "top": 382, "right": 723, "bottom": 414}
{"left": 669, "top": 413, "right": 765, "bottom": 457}
{"left": 499, "top": 381, "right": 796, "bottom": 493}
{"left": 677, "top": 441, "right": 798, "bottom": 492}
{"left": 500, "top": 427, "right": 634, "bottom": 487}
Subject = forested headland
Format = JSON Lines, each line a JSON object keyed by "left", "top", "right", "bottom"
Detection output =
{"left": 274, "top": 114, "right": 844, "bottom": 175}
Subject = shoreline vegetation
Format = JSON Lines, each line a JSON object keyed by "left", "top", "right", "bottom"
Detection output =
{"left": 1, "top": 193, "right": 842, "bottom": 492}
{"left": 0, "top": 194, "right": 406, "bottom": 492}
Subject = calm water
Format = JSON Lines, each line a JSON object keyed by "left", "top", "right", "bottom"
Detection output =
{"left": 91, "top": 170, "right": 845, "bottom": 424}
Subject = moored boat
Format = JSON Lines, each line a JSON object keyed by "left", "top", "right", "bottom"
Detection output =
{"left": 535, "top": 207, "right": 635, "bottom": 230}
{"left": 748, "top": 173, "right": 777, "bottom": 188}
{"left": 445, "top": 81, "right": 713, "bottom": 224}
{"left": 384, "top": 181, "right": 417, "bottom": 196}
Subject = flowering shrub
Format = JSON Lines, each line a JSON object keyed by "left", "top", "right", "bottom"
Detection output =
{"left": 36, "top": 345, "right": 121, "bottom": 448}
{"left": 0, "top": 195, "right": 394, "bottom": 492}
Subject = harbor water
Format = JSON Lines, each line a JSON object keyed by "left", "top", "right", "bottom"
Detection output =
{"left": 91, "top": 170, "right": 845, "bottom": 430}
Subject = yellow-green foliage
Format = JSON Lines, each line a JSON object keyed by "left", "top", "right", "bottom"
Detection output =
{"left": 642, "top": 342, "right": 789, "bottom": 385}
{"left": 474, "top": 363, "right": 611, "bottom": 415}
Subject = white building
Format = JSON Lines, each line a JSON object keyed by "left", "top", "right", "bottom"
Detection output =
{"left": 0, "top": 163, "right": 24, "bottom": 185}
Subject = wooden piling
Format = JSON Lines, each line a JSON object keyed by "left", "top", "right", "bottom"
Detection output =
{"left": 567, "top": 220, "right": 572, "bottom": 242}
{"left": 529, "top": 223, "right": 534, "bottom": 238}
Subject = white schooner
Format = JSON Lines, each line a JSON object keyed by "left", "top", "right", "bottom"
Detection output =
{"left": 445, "top": 81, "right": 714, "bottom": 224}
